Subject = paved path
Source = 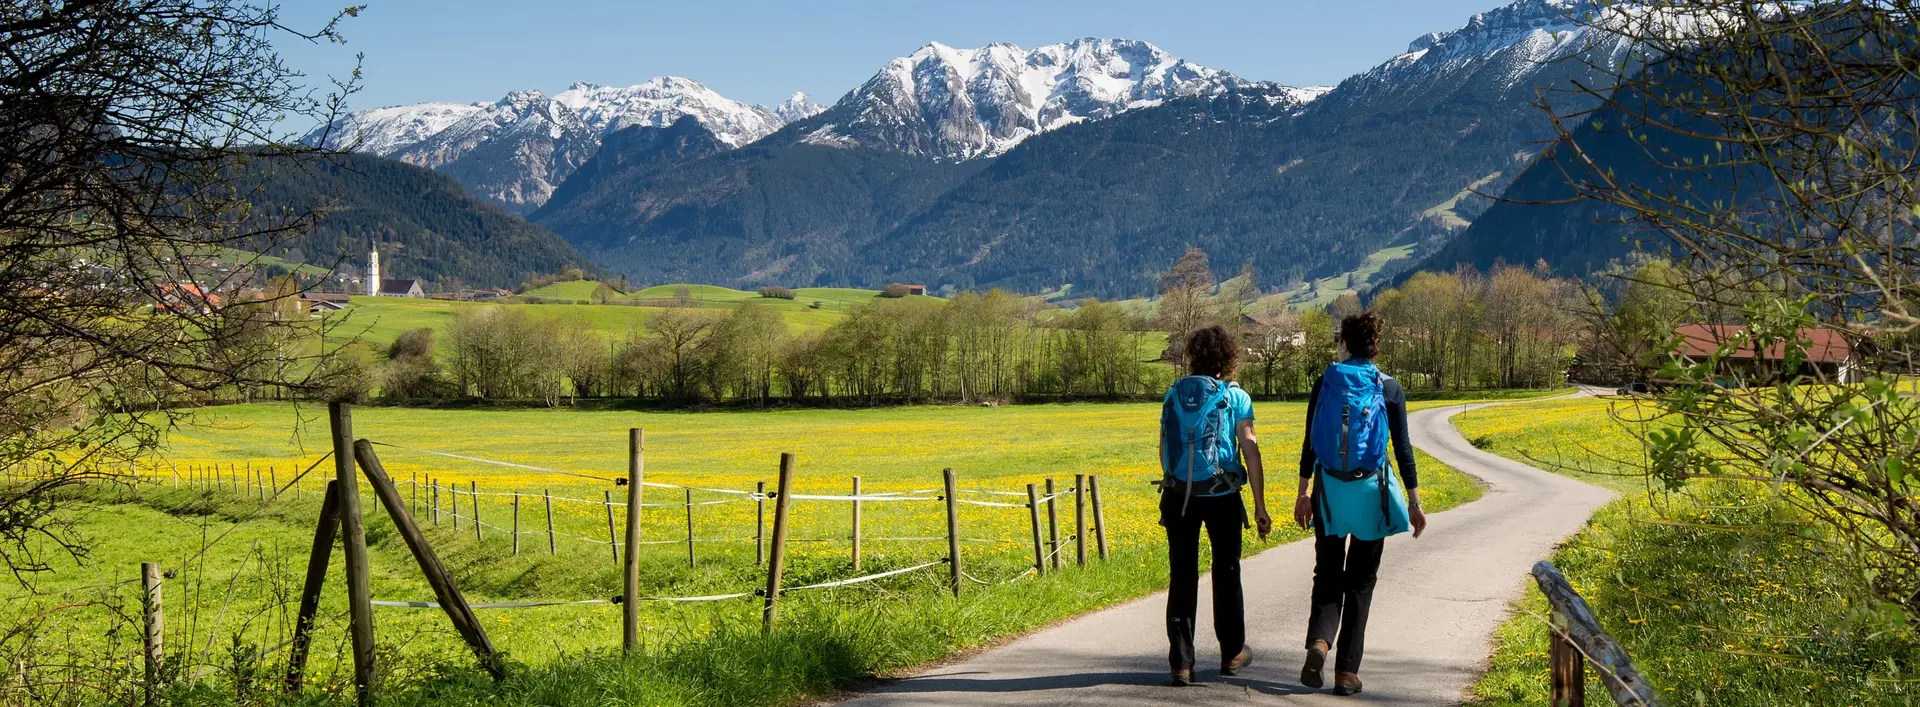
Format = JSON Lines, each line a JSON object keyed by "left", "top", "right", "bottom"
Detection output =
{"left": 842, "top": 398, "right": 1615, "bottom": 706}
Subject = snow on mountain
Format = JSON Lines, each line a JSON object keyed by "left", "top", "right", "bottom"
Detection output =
{"left": 389, "top": 89, "right": 600, "bottom": 213}
{"left": 303, "top": 102, "right": 484, "bottom": 156}
{"left": 552, "top": 77, "right": 786, "bottom": 147}
{"left": 799, "top": 38, "right": 1300, "bottom": 160}
{"left": 1344, "top": 0, "right": 1632, "bottom": 95}
{"left": 775, "top": 92, "right": 826, "bottom": 123}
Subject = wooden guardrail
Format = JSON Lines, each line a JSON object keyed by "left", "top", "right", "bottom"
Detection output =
{"left": 1532, "top": 560, "right": 1663, "bottom": 707}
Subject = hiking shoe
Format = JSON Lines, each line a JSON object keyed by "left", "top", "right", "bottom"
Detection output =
{"left": 1333, "top": 671, "right": 1363, "bottom": 696}
{"left": 1300, "top": 640, "right": 1329, "bottom": 688}
{"left": 1222, "top": 646, "right": 1252, "bottom": 676}
{"left": 1170, "top": 668, "right": 1193, "bottom": 687}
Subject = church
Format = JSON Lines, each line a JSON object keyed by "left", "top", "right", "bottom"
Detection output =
{"left": 365, "top": 243, "right": 424, "bottom": 298}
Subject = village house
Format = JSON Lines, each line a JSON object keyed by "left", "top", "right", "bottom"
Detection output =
{"left": 1675, "top": 323, "right": 1862, "bottom": 384}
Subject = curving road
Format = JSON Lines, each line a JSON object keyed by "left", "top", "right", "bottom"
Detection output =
{"left": 839, "top": 397, "right": 1615, "bottom": 705}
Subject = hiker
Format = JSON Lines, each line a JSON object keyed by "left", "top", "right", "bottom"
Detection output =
{"left": 1294, "top": 312, "right": 1425, "bottom": 696}
{"left": 1159, "top": 324, "right": 1270, "bottom": 687}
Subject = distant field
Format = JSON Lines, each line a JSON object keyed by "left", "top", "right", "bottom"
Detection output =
{"left": 326, "top": 283, "right": 897, "bottom": 351}
{"left": 10, "top": 399, "right": 1483, "bottom": 705}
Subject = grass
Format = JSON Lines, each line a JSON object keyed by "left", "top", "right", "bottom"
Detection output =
{"left": 1421, "top": 171, "right": 1503, "bottom": 230}
{"left": 13, "top": 400, "right": 1485, "bottom": 706}
{"left": 1285, "top": 241, "right": 1419, "bottom": 311}
{"left": 1453, "top": 397, "right": 1920, "bottom": 705}
{"left": 324, "top": 283, "right": 886, "bottom": 352}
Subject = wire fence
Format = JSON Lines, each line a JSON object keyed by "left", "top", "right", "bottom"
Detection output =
{"left": 2, "top": 413, "right": 1122, "bottom": 703}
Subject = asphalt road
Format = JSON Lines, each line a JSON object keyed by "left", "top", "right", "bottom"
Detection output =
{"left": 840, "top": 397, "right": 1615, "bottom": 706}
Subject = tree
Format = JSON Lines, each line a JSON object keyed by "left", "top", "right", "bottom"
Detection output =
{"left": 1158, "top": 247, "right": 1216, "bottom": 361}
{"left": 645, "top": 307, "right": 721, "bottom": 402}
{"left": 0, "top": 0, "right": 357, "bottom": 583}
{"left": 1554, "top": 1, "right": 1920, "bottom": 613}
{"left": 382, "top": 328, "right": 447, "bottom": 400}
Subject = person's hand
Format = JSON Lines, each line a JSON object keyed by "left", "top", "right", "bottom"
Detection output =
{"left": 1410, "top": 506, "right": 1427, "bottom": 538}
{"left": 1293, "top": 495, "right": 1313, "bottom": 528}
{"left": 1254, "top": 508, "right": 1273, "bottom": 540}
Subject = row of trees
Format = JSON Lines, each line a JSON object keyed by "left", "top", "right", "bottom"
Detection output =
{"left": 372, "top": 293, "right": 1185, "bottom": 405}
{"left": 1368, "top": 264, "right": 1586, "bottom": 390}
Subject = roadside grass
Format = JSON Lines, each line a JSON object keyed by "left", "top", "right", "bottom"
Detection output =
{"left": 13, "top": 401, "right": 1484, "bottom": 706}
{"left": 1454, "top": 397, "right": 1920, "bottom": 705}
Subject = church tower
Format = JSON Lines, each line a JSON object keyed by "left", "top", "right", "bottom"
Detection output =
{"left": 366, "top": 241, "right": 381, "bottom": 297}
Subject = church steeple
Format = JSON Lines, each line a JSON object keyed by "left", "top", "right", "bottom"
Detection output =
{"left": 366, "top": 239, "right": 381, "bottom": 297}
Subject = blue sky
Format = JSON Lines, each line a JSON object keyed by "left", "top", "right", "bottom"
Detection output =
{"left": 279, "top": 0, "right": 1511, "bottom": 112}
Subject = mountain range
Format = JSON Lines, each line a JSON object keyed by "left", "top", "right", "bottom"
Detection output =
{"left": 301, "top": 0, "right": 1652, "bottom": 299}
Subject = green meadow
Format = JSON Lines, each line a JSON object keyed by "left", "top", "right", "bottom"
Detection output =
{"left": 1454, "top": 397, "right": 1920, "bottom": 706}
{"left": 13, "top": 400, "right": 1483, "bottom": 706}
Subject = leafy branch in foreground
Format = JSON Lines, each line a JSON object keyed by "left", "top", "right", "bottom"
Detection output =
{"left": 0, "top": 0, "right": 362, "bottom": 587}
{"left": 1549, "top": 0, "right": 1920, "bottom": 616}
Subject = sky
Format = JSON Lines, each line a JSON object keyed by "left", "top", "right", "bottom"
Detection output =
{"left": 277, "top": 0, "right": 1513, "bottom": 113}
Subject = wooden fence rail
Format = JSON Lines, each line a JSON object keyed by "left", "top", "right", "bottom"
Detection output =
{"left": 1532, "top": 560, "right": 1663, "bottom": 707}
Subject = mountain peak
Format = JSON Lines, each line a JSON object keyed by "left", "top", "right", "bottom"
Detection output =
{"left": 775, "top": 92, "right": 825, "bottom": 123}
{"left": 804, "top": 36, "right": 1278, "bottom": 160}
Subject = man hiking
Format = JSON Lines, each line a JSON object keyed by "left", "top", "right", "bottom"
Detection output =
{"left": 1159, "top": 325, "right": 1271, "bottom": 686}
{"left": 1294, "top": 312, "right": 1426, "bottom": 696}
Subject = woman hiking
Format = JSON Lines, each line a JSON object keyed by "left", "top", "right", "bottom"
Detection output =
{"left": 1159, "top": 325, "right": 1270, "bottom": 686}
{"left": 1294, "top": 312, "right": 1426, "bottom": 696}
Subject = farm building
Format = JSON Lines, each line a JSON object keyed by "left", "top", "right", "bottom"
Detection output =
{"left": 1674, "top": 323, "right": 1861, "bottom": 384}
{"left": 376, "top": 279, "right": 425, "bottom": 298}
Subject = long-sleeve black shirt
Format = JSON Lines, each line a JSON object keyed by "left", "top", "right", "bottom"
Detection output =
{"left": 1298, "top": 370, "right": 1418, "bottom": 490}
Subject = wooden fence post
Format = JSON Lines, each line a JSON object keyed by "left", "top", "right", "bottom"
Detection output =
{"left": 1532, "top": 561, "right": 1662, "bottom": 707}
{"left": 1026, "top": 483, "right": 1045, "bottom": 575}
{"left": 623, "top": 429, "right": 644, "bottom": 655}
{"left": 512, "top": 493, "right": 522, "bottom": 556}
{"left": 943, "top": 467, "right": 962, "bottom": 598}
{"left": 141, "top": 562, "right": 163, "bottom": 706}
{"left": 755, "top": 481, "right": 767, "bottom": 565}
{"left": 604, "top": 490, "right": 619, "bottom": 564}
{"left": 270, "top": 467, "right": 278, "bottom": 500}
{"left": 851, "top": 476, "right": 862, "bottom": 572}
{"left": 286, "top": 480, "right": 342, "bottom": 694}
{"left": 684, "top": 488, "right": 697, "bottom": 568}
{"left": 1074, "top": 473, "right": 1087, "bottom": 567}
{"left": 544, "top": 489, "right": 556, "bottom": 554}
{"left": 762, "top": 453, "right": 796, "bottom": 632}
{"left": 1551, "top": 629, "right": 1586, "bottom": 707}
{"left": 451, "top": 482, "right": 461, "bottom": 531}
{"left": 353, "top": 441, "right": 502, "bottom": 679}
{"left": 1045, "top": 478, "right": 1060, "bottom": 570}
{"left": 471, "top": 481, "right": 482, "bottom": 542}
{"left": 431, "top": 480, "right": 440, "bottom": 526}
{"left": 327, "top": 403, "right": 375, "bottom": 705}
{"left": 411, "top": 472, "right": 418, "bottom": 515}
{"left": 1090, "top": 475, "right": 1109, "bottom": 561}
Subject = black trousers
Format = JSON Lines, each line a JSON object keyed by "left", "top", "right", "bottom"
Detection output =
{"left": 1161, "top": 489, "right": 1246, "bottom": 671}
{"left": 1306, "top": 527, "right": 1385, "bottom": 674}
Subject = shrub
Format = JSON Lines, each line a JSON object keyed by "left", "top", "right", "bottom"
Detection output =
{"left": 879, "top": 283, "right": 911, "bottom": 298}
{"left": 759, "top": 286, "right": 795, "bottom": 300}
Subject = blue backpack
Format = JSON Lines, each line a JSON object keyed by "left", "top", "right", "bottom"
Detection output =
{"left": 1160, "top": 376, "right": 1246, "bottom": 506}
{"left": 1310, "top": 360, "right": 1410, "bottom": 540}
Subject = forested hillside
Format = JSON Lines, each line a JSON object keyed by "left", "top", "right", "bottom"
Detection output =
{"left": 531, "top": 0, "right": 1632, "bottom": 298}
{"left": 235, "top": 153, "right": 594, "bottom": 289}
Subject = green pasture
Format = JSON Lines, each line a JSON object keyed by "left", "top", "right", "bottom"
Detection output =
{"left": 12, "top": 400, "right": 1483, "bottom": 706}
{"left": 1454, "top": 397, "right": 1920, "bottom": 705}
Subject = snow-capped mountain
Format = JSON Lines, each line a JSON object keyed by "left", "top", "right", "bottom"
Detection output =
{"left": 552, "top": 77, "right": 788, "bottom": 147}
{"left": 388, "top": 89, "right": 600, "bottom": 212}
{"left": 775, "top": 92, "right": 826, "bottom": 123}
{"left": 1320, "top": 0, "right": 1631, "bottom": 110}
{"left": 304, "top": 77, "right": 810, "bottom": 212}
{"left": 307, "top": 102, "right": 484, "bottom": 156}
{"left": 794, "top": 38, "right": 1323, "bottom": 160}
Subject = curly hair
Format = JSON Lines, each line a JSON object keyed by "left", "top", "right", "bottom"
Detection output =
{"left": 1340, "top": 312, "right": 1383, "bottom": 359}
{"left": 1184, "top": 325, "right": 1239, "bottom": 379}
